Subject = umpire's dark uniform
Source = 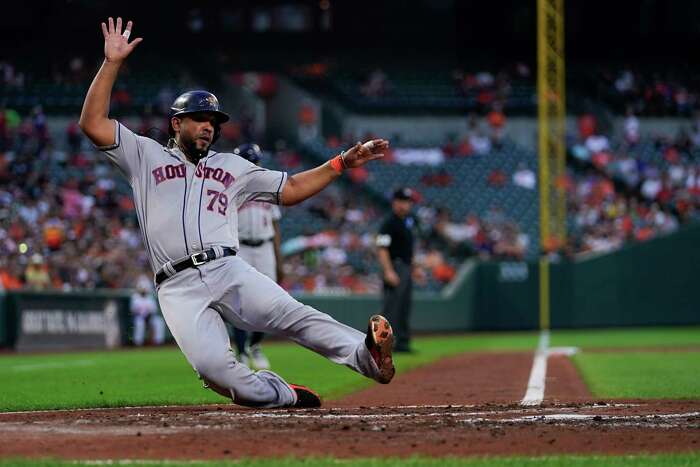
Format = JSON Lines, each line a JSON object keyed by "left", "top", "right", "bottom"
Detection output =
{"left": 376, "top": 188, "right": 416, "bottom": 352}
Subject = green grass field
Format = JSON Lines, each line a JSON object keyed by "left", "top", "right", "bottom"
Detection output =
{"left": 1, "top": 327, "right": 699, "bottom": 412}
{"left": 1, "top": 326, "right": 699, "bottom": 466}
{"left": 0, "top": 332, "right": 538, "bottom": 412}
{"left": 550, "top": 327, "right": 700, "bottom": 399}
{"left": 574, "top": 352, "right": 700, "bottom": 399}
{"left": 550, "top": 327, "right": 700, "bottom": 349}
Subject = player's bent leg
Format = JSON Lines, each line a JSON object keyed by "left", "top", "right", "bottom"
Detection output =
{"left": 157, "top": 276, "right": 296, "bottom": 408}
{"left": 171, "top": 308, "right": 295, "bottom": 408}
{"left": 220, "top": 267, "right": 393, "bottom": 384}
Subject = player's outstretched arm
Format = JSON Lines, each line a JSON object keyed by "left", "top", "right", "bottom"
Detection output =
{"left": 280, "top": 139, "right": 388, "bottom": 206}
{"left": 79, "top": 17, "right": 143, "bottom": 147}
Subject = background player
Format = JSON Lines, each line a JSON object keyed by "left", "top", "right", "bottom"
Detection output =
{"left": 78, "top": 17, "right": 395, "bottom": 408}
{"left": 231, "top": 143, "right": 283, "bottom": 370}
{"left": 130, "top": 274, "right": 165, "bottom": 346}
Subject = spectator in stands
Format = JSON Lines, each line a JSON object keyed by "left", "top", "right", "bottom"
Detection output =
{"left": 488, "top": 169, "right": 507, "bottom": 187}
{"left": 512, "top": 164, "right": 536, "bottom": 190}
{"left": 469, "top": 131, "right": 491, "bottom": 155}
{"left": 421, "top": 169, "right": 452, "bottom": 187}
{"left": 641, "top": 170, "right": 663, "bottom": 201}
{"left": 585, "top": 132, "right": 610, "bottom": 154}
{"left": 0, "top": 61, "right": 25, "bottom": 89}
{"left": 578, "top": 113, "right": 597, "bottom": 141}
{"left": 0, "top": 261, "right": 23, "bottom": 290}
{"left": 361, "top": 69, "right": 390, "bottom": 97}
{"left": 66, "top": 121, "right": 83, "bottom": 153}
{"left": 298, "top": 101, "right": 318, "bottom": 143}
{"left": 487, "top": 103, "right": 507, "bottom": 146}
{"left": 623, "top": 108, "right": 640, "bottom": 145}
{"left": 614, "top": 70, "right": 635, "bottom": 95}
{"left": 415, "top": 246, "right": 454, "bottom": 284}
{"left": 25, "top": 254, "right": 50, "bottom": 290}
{"left": 493, "top": 223, "right": 527, "bottom": 260}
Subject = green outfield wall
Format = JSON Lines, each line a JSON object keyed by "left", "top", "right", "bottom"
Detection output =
{"left": 476, "top": 223, "right": 700, "bottom": 329}
{"left": 0, "top": 224, "right": 698, "bottom": 348}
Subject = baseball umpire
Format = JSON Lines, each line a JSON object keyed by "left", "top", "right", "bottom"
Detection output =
{"left": 79, "top": 17, "right": 395, "bottom": 408}
{"left": 376, "top": 188, "right": 417, "bottom": 353}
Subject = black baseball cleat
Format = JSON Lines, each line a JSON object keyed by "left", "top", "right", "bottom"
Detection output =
{"left": 289, "top": 384, "right": 322, "bottom": 408}
{"left": 365, "top": 315, "right": 395, "bottom": 384}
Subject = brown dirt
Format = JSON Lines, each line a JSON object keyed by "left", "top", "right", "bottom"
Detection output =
{"left": 0, "top": 351, "right": 698, "bottom": 460}
{"left": 334, "top": 352, "right": 534, "bottom": 407}
{"left": 545, "top": 355, "right": 592, "bottom": 403}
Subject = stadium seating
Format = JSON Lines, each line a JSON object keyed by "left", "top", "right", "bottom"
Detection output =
{"left": 291, "top": 65, "right": 535, "bottom": 114}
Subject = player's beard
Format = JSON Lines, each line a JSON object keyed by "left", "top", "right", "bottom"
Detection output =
{"left": 179, "top": 133, "right": 211, "bottom": 162}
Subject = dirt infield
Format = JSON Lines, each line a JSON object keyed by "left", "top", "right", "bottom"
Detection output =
{"left": 0, "top": 351, "right": 698, "bottom": 460}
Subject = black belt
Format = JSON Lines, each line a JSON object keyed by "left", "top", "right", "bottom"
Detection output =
{"left": 155, "top": 247, "right": 236, "bottom": 286}
{"left": 240, "top": 238, "right": 272, "bottom": 247}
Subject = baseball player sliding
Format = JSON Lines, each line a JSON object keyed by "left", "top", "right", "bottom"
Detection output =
{"left": 79, "top": 17, "right": 394, "bottom": 408}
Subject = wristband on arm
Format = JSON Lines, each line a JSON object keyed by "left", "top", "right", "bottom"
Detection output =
{"left": 329, "top": 151, "right": 348, "bottom": 173}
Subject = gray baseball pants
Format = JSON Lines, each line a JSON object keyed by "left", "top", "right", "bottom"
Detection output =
{"left": 157, "top": 255, "right": 381, "bottom": 408}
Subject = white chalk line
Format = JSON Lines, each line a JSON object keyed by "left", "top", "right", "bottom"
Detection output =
{"left": 503, "top": 411, "right": 700, "bottom": 423}
{"left": 0, "top": 410, "right": 696, "bottom": 436}
{"left": 520, "top": 330, "right": 581, "bottom": 407}
{"left": 0, "top": 402, "right": 636, "bottom": 417}
{"left": 521, "top": 330, "right": 550, "bottom": 406}
{"left": 0, "top": 403, "right": 479, "bottom": 416}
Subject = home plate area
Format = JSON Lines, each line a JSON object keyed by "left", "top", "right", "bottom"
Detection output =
{"left": 0, "top": 401, "right": 698, "bottom": 459}
{"left": 0, "top": 351, "right": 698, "bottom": 459}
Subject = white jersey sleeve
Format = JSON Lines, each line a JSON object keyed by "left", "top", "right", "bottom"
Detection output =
{"left": 98, "top": 121, "right": 146, "bottom": 180}
{"left": 238, "top": 165, "right": 287, "bottom": 205}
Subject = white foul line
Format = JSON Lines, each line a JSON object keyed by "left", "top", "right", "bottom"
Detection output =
{"left": 521, "top": 330, "right": 550, "bottom": 406}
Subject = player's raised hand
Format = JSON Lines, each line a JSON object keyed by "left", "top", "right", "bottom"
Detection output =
{"left": 101, "top": 17, "right": 143, "bottom": 63}
{"left": 341, "top": 139, "right": 389, "bottom": 168}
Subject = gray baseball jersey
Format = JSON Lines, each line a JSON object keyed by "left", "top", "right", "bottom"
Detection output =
{"left": 238, "top": 201, "right": 281, "bottom": 242}
{"left": 101, "top": 121, "right": 384, "bottom": 407}
{"left": 237, "top": 201, "right": 281, "bottom": 280}
{"left": 101, "top": 122, "right": 286, "bottom": 272}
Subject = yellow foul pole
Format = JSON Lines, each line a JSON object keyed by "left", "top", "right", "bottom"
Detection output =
{"left": 537, "top": 0, "right": 565, "bottom": 331}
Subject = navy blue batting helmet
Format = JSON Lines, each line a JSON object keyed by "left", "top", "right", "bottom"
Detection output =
{"left": 168, "top": 90, "right": 230, "bottom": 142}
{"left": 234, "top": 143, "right": 263, "bottom": 165}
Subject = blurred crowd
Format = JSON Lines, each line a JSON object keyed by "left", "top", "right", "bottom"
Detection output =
{"left": 431, "top": 207, "right": 529, "bottom": 261}
{"left": 566, "top": 172, "right": 679, "bottom": 256}
{"left": 268, "top": 157, "right": 462, "bottom": 293}
{"left": 566, "top": 112, "right": 700, "bottom": 255}
{"left": 0, "top": 107, "right": 151, "bottom": 291}
{"left": 451, "top": 62, "right": 531, "bottom": 113}
{"left": 598, "top": 68, "right": 700, "bottom": 117}
{"left": 3, "top": 60, "right": 700, "bottom": 292}
{"left": 0, "top": 107, "right": 464, "bottom": 293}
